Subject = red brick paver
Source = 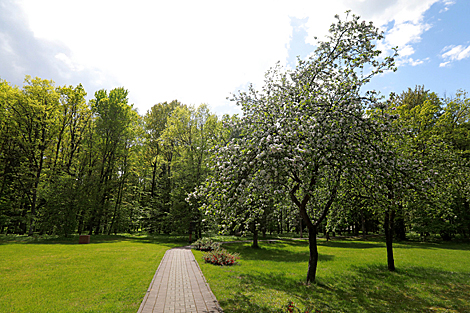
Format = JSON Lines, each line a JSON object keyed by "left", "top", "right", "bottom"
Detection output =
{"left": 137, "top": 247, "right": 222, "bottom": 313}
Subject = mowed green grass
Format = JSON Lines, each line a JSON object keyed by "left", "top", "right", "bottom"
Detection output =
{"left": 193, "top": 238, "right": 470, "bottom": 313}
{"left": 0, "top": 235, "right": 184, "bottom": 313}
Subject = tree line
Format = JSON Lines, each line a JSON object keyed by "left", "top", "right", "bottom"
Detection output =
{"left": 0, "top": 76, "right": 236, "bottom": 237}
{"left": 0, "top": 79, "right": 469, "bottom": 244}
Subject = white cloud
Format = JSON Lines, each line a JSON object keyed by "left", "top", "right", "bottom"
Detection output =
{"left": 55, "top": 53, "right": 83, "bottom": 72}
{"left": 442, "top": 45, "right": 470, "bottom": 61}
{"left": 18, "top": 0, "right": 295, "bottom": 115}
{"left": 0, "top": 32, "right": 14, "bottom": 55}
{"left": 398, "top": 57, "right": 429, "bottom": 67}
{"left": 384, "top": 21, "right": 432, "bottom": 48}
{"left": 13, "top": 0, "right": 443, "bottom": 115}
{"left": 439, "top": 44, "right": 470, "bottom": 67}
{"left": 360, "top": 1, "right": 435, "bottom": 66}
{"left": 440, "top": 0, "right": 456, "bottom": 12}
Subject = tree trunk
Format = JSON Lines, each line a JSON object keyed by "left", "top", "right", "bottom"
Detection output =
{"left": 361, "top": 210, "right": 367, "bottom": 239}
{"left": 108, "top": 174, "right": 125, "bottom": 235}
{"left": 290, "top": 178, "right": 338, "bottom": 285}
{"left": 394, "top": 217, "right": 406, "bottom": 241}
{"left": 394, "top": 204, "right": 406, "bottom": 241}
{"left": 77, "top": 211, "right": 84, "bottom": 235}
{"left": 384, "top": 209, "right": 396, "bottom": 271}
{"left": 28, "top": 146, "right": 45, "bottom": 236}
{"left": 306, "top": 225, "right": 318, "bottom": 283}
{"left": 151, "top": 160, "right": 157, "bottom": 197}
{"left": 252, "top": 224, "right": 259, "bottom": 249}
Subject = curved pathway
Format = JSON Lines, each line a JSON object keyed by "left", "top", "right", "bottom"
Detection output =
{"left": 137, "top": 246, "right": 223, "bottom": 313}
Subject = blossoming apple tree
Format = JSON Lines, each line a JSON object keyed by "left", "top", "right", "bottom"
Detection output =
{"left": 191, "top": 12, "right": 398, "bottom": 283}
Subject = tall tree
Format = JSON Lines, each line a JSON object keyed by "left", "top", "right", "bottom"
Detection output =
{"left": 38, "top": 83, "right": 92, "bottom": 237}
{"left": 162, "top": 104, "right": 221, "bottom": 235}
{"left": 192, "top": 12, "right": 397, "bottom": 283}
{"left": 86, "top": 87, "right": 138, "bottom": 235}
{"left": 4, "top": 77, "right": 62, "bottom": 235}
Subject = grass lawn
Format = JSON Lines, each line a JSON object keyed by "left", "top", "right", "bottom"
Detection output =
{"left": 0, "top": 234, "right": 185, "bottom": 313}
{"left": 193, "top": 238, "right": 470, "bottom": 312}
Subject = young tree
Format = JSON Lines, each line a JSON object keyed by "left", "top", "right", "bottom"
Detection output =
{"left": 192, "top": 12, "right": 397, "bottom": 283}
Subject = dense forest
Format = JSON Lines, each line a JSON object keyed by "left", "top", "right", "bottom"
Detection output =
{"left": 0, "top": 75, "right": 469, "bottom": 242}
{"left": 0, "top": 76, "right": 237, "bottom": 237}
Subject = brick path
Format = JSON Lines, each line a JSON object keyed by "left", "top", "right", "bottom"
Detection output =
{"left": 137, "top": 247, "right": 223, "bottom": 313}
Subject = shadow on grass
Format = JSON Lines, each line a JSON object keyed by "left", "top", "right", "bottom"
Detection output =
{"left": 0, "top": 234, "right": 188, "bottom": 247}
{"left": 351, "top": 235, "right": 470, "bottom": 251}
{"left": 395, "top": 240, "right": 470, "bottom": 251}
{"left": 223, "top": 241, "right": 335, "bottom": 263}
{"left": 234, "top": 264, "right": 470, "bottom": 312}
{"left": 320, "top": 240, "right": 384, "bottom": 249}
{"left": 218, "top": 292, "right": 281, "bottom": 313}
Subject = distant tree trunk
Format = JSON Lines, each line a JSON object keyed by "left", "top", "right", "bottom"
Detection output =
{"left": 28, "top": 145, "right": 45, "bottom": 236}
{"left": 394, "top": 217, "right": 406, "bottom": 241}
{"left": 151, "top": 160, "right": 157, "bottom": 197}
{"left": 361, "top": 210, "right": 367, "bottom": 239}
{"left": 197, "top": 221, "right": 202, "bottom": 239}
{"left": 394, "top": 204, "right": 407, "bottom": 241}
{"left": 252, "top": 223, "right": 260, "bottom": 249}
{"left": 467, "top": 201, "right": 470, "bottom": 240}
{"left": 384, "top": 209, "right": 396, "bottom": 271}
{"left": 76, "top": 211, "right": 83, "bottom": 235}
{"left": 108, "top": 170, "right": 125, "bottom": 235}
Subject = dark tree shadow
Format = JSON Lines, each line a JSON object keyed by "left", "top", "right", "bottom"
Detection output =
{"left": 233, "top": 264, "right": 470, "bottom": 312}
{"left": 218, "top": 292, "right": 282, "bottom": 313}
{"left": 319, "top": 240, "right": 384, "bottom": 249}
{"left": 0, "top": 234, "right": 188, "bottom": 248}
{"left": 222, "top": 241, "right": 335, "bottom": 263}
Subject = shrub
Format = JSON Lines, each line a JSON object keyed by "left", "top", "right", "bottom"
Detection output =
{"left": 202, "top": 248, "right": 240, "bottom": 266}
{"left": 192, "top": 237, "right": 221, "bottom": 251}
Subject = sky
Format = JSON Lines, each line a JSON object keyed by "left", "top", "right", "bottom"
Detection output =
{"left": 1, "top": 0, "right": 469, "bottom": 116}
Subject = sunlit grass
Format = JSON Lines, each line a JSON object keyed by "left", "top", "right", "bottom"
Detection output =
{"left": 194, "top": 238, "right": 470, "bottom": 312}
{"left": 3, "top": 233, "right": 469, "bottom": 312}
{"left": 0, "top": 234, "right": 184, "bottom": 313}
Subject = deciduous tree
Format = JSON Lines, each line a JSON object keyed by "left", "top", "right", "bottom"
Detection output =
{"left": 192, "top": 12, "right": 397, "bottom": 283}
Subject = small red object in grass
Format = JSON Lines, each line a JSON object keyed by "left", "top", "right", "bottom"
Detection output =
{"left": 79, "top": 235, "right": 90, "bottom": 244}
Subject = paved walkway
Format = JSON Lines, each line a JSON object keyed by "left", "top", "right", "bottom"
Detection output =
{"left": 137, "top": 247, "right": 223, "bottom": 313}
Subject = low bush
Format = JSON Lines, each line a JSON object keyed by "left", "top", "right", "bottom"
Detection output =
{"left": 202, "top": 248, "right": 240, "bottom": 266}
{"left": 192, "top": 237, "right": 221, "bottom": 251}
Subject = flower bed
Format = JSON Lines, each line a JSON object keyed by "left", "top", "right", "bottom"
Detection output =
{"left": 202, "top": 248, "right": 240, "bottom": 266}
